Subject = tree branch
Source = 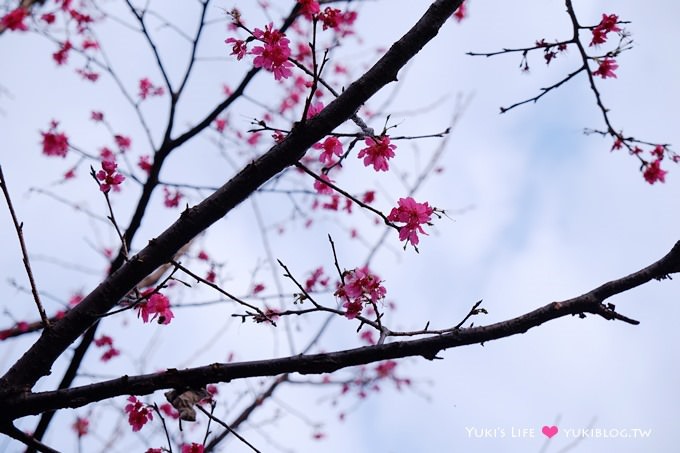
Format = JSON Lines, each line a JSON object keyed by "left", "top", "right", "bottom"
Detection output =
{"left": 3, "top": 239, "right": 678, "bottom": 419}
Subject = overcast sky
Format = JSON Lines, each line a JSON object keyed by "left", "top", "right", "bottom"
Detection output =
{"left": 1, "top": 0, "right": 679, "bottom": 452}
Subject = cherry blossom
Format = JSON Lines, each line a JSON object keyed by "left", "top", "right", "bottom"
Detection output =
{"left": 225, "top": 37, "right": 248, "bottom": 60}
{"left": 387, "top": 197, "right": 434, "bottom": 246}
{"left": 96, "top": 160, "right": 125, "bottom": 193}
{"left": 2, "top": 7, "right": 29, "bottom": 31}
{"left": 124, "top": 396, "right": 153, "bottom": 432}
{"left": 313, "top": 174, "right": 334, "bottom": 194}
{"left": 335, "top": 267, "right": 386, "bottom": 319}
{"left": 163, "top": 187, "right": 183, "bottom": 208}
{"left": 181, "top": 443, "right": 204, "bottom": 453}
{"left": 643, "top": 159, "right": 667, "bottom": 185}
{"left": 72, "top": 417, "right": 89, "bottom": 437}
{"left": 41, "top": 125, "right": 69, "bottom": 157}
{"left": 357, "top": 135, "right": 396, "bottom": 171}
{"left": 452, "top": 1, "right": 467, "bottom": 22}
{"left": 138, "top": 78, "right": 165, "bottom": 99}
{"left": 138, "top": 155, "right": 153, "bottom": 174}
{"left": 593, "top": 57, "right": 618, "bottom": 79}
{"left": 251, "top": 23, "right": 293, "bottom": 80}
{"left": 114, "top": 134, "right": 132, "bottom": 151}
{"left": 53, "top": 41, "right": 72, "bottom": 65}
{"left": 298, "top": 0, "right": 320, "bottom": 20}
{"left": 137, "top": 293, "right": 174, "bottom": 325}
{"left": 590, "top": 13, "right": 621, "bottom": 46}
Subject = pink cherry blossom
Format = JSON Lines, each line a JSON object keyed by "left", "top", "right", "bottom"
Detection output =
{"left": 387, "top": 197, "right": 434, "bottom": 246}
{"left": 590, "top": 13, "right": 621, "bottom": 46}
{"left": 96, "top": 160, "right": 125, "bottom": 193}
{"left": 138, "top": 293, "right": 174, "bottom": 325}
{"left": 225, "top": 37, "right": 248, "bottom": 60}
{"left": 251, "top": 23, "right": 294, "bottom": 80}
{"left": 72, "top": 417, "right": 89, "bottom": 437}
{"left": 41, "top": 127, "right": 69, "bottom": 158}
{"left": 125, "top": 396, "right": 153, "bottom": 432}
{"left": 298, "top": 0, "right": 321, "bottom": 20}
{"left": 357, "top": 136, "right": 396, "bottom": 171}
{"left": 593, "top": 57, "right": 618, "bottom": 79}
{"left": 181, "top": 443, "right": 204, "bottom": 453}
{"left": 1, "top": 7, "right": 29, "bottom": 31}
{"left": 313, "top": 136, "right": 343, "bottom": 165}
{"left": 643, "top": 159, "right": 667, "bottom": 185}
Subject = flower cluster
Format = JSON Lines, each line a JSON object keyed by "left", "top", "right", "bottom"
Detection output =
{"left": 335, "top": 267, "right": 386, "bottom": 319}
{"left": 387, "top": 197, "right": 434, "bottom": 247}
{"left": 41, "top": 122, "right": 69, "bottom": 157}
{"left": 593, "top": 57, "right": 618, "bottom": 79}
{"left": 125, "top": 396, "right": 153, "bottom": 432}
{"left": 96, "top": 160, "right": 125, "bottom": 192}
{"left": 94, "top": 335, "right": 120, "bottom": 362}
{"left": 357, "top": 135, "right": 396, "bottom": 172}
{"left": 643, "top": 159, "right": 667, "bottom": 185}
{"left": 163, "top": 187, "right": 184, "bottom": 208}
{"left": 251, "top": 23, "right": 293, "bottom": 81}
{"left": 590, "top": 14, "right": 621, "bottom": 46}
{"left": 139, "top": 78, "right": 164, "bottom": 100}
{"left": 181, "top": 444, "right": 205, "bottom": 453}
{"left": 1, "top": 7, "right": 29, "bottom": 31}
{"left": 137, "top": 292, "right": 174, "bottom": 325}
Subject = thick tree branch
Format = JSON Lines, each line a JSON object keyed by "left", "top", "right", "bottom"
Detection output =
{"left": 3, "top": 239, "right": 678, "bottom": 419}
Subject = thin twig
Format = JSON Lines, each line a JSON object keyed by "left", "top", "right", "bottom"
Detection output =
{"left": 0, "top": 166, "right": 50, "bottom": 328}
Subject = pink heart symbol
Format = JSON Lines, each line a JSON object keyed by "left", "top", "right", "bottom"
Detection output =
{"left": 542, "top": 425, "right": 559, "bottom": 439}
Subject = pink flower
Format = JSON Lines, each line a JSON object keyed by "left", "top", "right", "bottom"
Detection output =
{"left": 146, "top": 449, "right": 163, "bottom": 453}
{"left": 387, "top": 197, "right": 434, "bottom": 246}
{"left": 215, "top": 118, "right": 227, "bottom": 133}
{"left": 306, "top": 101, "right": 324, "bottom": 119}
{"left": 76, "top": 68, "right": 99, "bottom": 82}
{"left": 53, "top": 41, "right": 72, "bottom": 65}
{"left": 298, "top": 0, "right": 320, "bottom": 19}
{"left": 590, "top": 13, "right": 621, "bottom": 46}
{"left": 252, "top": 283, "right": 266, "bottom": 295}
{"left": 96, "top": 160, "right": 125, "bottom": 193}
{"left": 357, "top": 136, "right": 396, "bottom": 172}
{"left": 101, "top": 348, "right": 120, "bottom": 362}
{"left": 94, "top": 335, "right": 114, "bottom": 347}
{"left": 341, "top": 267, "right": 386, "bottom": 303}
{"left": 125, "top": 396, "right": 153, "bottom": 432}
{"left": 159, "top": 403, "right": 180, "bottom": 419}
{"left": 138, "top": 155, "right": 153, "bottom": 174}
{"left": 41, "top": 127, "right": 69, "bottom": 158}
{"left": 225, "top": 37, "right": 248, "bottom": 60}
{"left": 139, "top": 78, "right": 164, "bottom": 100}
{"left": 41, "top": 13, "right": 56, "bottom": 24}
{"left": 163, "top": 187, "right": 183, "bottom": 208}
{"left": 593, "top": 57, "right": 618, "bottom": 79}
{"left": 313, "top": 174, "right": 334, "bottom": 194}
{"left": 318, "top": 7, "right": 356, "bottom": 34}
{"left": 335, "top": 267, "right": 386, "bottom": 319}
{"left": 138, "top": 293, "right": 174, "bottom": 325}
{"left": 91, "top": 111, "right": 104, "bottom": 122}
{"left": 452, "top": 2, "right": 467, "bottom": 22}
{"left": 2, "top": 7, "right": 29, "bottom": 31}
{"left": 643, "top": 159, "right": 667, "bottom": 185}
{"left": 114, "top": 134, "right": 131, "bottom": 151}
{"left": 181, "top": 444, "right": 204, "bottom": 453}
{"left": 342, "top": 299, "right": 363, "bottom": 319}
{"left": 375, "top": 360, "right": 397, "bottom": 378}
{"left": 251, "top": 23, "right": 294, "bottom": 80}
{"left": 72, "top": 417, "right": 89, "bottom": 437}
